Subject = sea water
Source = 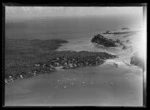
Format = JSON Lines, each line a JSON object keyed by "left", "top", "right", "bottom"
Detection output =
{"left": 5, "top": 17, "right": 143, "bottom": 106}
{"left": 5, "top": 64, "right": 143, "bottom": 106}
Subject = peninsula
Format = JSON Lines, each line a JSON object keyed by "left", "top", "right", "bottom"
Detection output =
{"left": 5, "top": 39, "right": 117, "bottom": 84}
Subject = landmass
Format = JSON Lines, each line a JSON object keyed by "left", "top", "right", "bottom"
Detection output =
{"left": 91, "top": 28, "right": 145, "bottom": 71}
{"left": 5, "top": 39, "right": 117, "bottom": 84}
{"left": 91, "top": 34, "right": 117, "bottom": 47}
{"left": 103, "top": 27, "right": 136, "bottom": 35}
{"left": 5, "top": 27, "right": 145, "bottom": 84}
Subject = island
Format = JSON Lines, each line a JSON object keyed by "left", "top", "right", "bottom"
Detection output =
{"left": 5, "top": 39, "right": 117, "bottom": 84}
{"left": 91, "top": 34, "right": 117, "bottom": 47}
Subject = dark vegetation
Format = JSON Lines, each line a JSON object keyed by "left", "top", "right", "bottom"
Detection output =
{"left": 91, "top": 34, "right": 117, "bottom": 47}
{"left": 5, "top": 39, "right": 117, "bottom": 84}
{"left": 5, "top": 39, "right": 68, "bottom": 81}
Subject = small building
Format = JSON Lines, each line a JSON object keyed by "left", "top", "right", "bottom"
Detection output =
{"left": 5, "top": 79, "right": 8, "bottom": 84}
{"left": 73, "top": 64, "right": 77, "bottom": 67}
{"left": 55, "top": 66, "right": 64, "bottom": 70}
{"left": 55, "top": 62, "right": 60, "bottom": 66}
{"left": 9, "top": 76, "right": 12, "bottom": 79}
{"left": 35, "top": 64, "right": 40, "bottom": 67}
{"left": 33, "top": 72, "right": 36, "bottom": 76}
{"left": 20, "top": 75, "right": 23, "bottom": 79}
{"left": 8, "top": 76, "right": 13, "bottom": 82}
{"left": 69, "top": 63, "right": 73, "bottom": 67}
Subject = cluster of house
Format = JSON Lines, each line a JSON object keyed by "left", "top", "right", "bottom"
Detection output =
{"left": 5, "top": 54, "right": 116, "bottom": 84}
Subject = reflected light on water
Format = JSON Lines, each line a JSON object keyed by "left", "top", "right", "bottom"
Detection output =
{"left": 137, "top": 29, "right": 146, "bottom": 62}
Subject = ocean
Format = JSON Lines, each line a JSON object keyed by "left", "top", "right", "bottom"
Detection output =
{"left": 5, "top": 64, "right": 143, "bottom": 106}
{"left": 5, "top": 16, "right": 141, "bottom": 40}
{"left": 5, "top": 16, "right": 143, "bottom": 106}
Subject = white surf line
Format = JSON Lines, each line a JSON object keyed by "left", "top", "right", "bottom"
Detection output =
{"left": 105, "top": 59, "right": 144, "bottom": 72}
{"left": 104, "top": 59, "right": 129, "bottom": 67}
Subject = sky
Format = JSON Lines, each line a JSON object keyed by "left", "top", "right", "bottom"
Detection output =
{"left": 5, "top": 7, "right": 143, "bottom": 22}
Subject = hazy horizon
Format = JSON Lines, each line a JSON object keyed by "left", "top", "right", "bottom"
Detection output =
{"left": 5, "top": 7, "right": 143, "bottom": 22}
{"left": 5, "top": 7, "right": 143, "bottom": 40}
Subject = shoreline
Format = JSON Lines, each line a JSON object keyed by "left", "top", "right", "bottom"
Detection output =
{"left": 7, "top": 55, "right": 144, "bottom": 85}
{"left": 5, "top": 27, "right": 144, "bottom": 85}
{"left": 5, "top": 60, "right": 111, "bottom": 85}
{"left": 5, "top": 60, "right": 143, "bottom": 106}
{"left": 5, "top": 49, "right": 117, "bottom": 85}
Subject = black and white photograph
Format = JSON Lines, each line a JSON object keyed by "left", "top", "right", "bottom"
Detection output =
{"left": 4, "top": 4, "right": 146, "bottom": 107}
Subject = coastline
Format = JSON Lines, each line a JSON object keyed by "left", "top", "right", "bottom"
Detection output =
{"left": 5, "top": 27, "right": 145, "bottom": 85}
{"left": 5, "top": 60, "right": 143, "bottom": 106}
{"left": 5, "top": 39, "right": 117, "bottom": 85}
